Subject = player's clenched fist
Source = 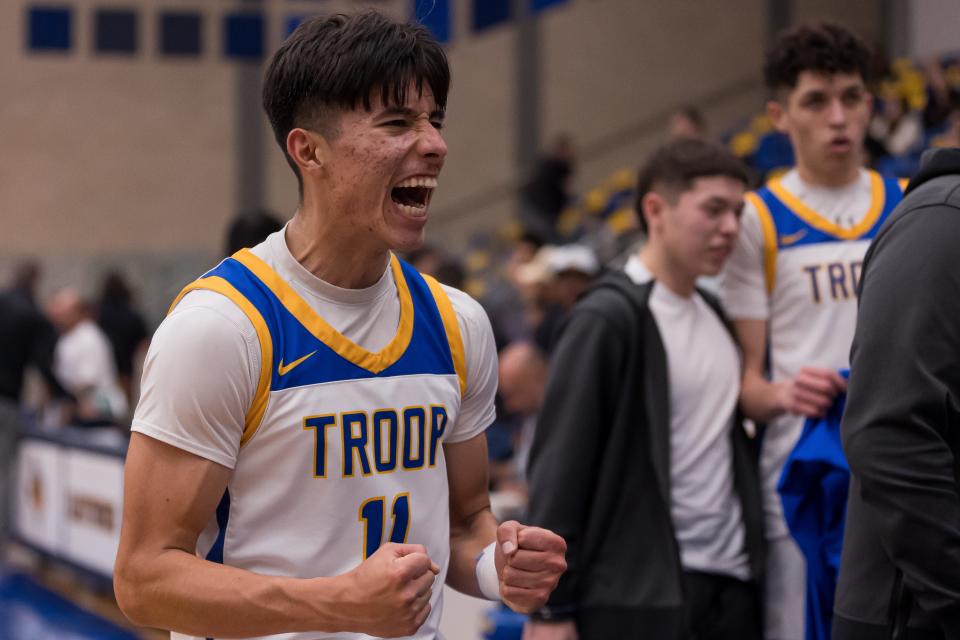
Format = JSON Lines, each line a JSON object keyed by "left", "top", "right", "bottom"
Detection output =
{"left": 777, "top": 366, "right": 847, "bottom": 418}
{"left": 340, "top": 543, "right": 439, "bottom": 638}
{"left": 495, "top": 521, "right": 567, "bottom": 614}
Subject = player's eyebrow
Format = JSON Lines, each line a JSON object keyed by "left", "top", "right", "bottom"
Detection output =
{"left": 376, "top": 106, "right": 445, "bottom": 121}
{"left": 705, "top": 195, "right": 742, "bottom": 209}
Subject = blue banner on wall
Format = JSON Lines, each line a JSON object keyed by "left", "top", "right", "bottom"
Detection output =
{"left": 413, "top": 0, "right": 450, "bottom": 44}
{"left": 28, "top": 6, "right": 71, "bottom": 51}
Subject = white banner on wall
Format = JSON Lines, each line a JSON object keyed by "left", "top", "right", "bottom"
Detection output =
{"left": 15, "top": 440, "right": 65, "bottom": 554}
{"left": 61, "top": 449, "right": 125, "bottom": 576}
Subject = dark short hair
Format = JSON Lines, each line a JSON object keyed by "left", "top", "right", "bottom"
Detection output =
{"left": 262, "top": 11, "right": 450, "bottom": 192}
{"left": 764, "top": 22, "right": 871, "bottom": 94}
{"left": 675, "top": 105, "right": 705, "bottom": 130}
{"left": 225, "top": 209, "right": 283, "bottom": 256}
{"left": 635, "top": 139, "right": 749, "bottom": 234}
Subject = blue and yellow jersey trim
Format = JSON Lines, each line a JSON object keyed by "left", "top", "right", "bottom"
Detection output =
{"left": 751, "top": 170, "right": 906, "bottom": 294}
{"left": 168, "top": 251, "right": 467, "bottom": 446}
{"left": 745, "top": 192, "right": 779, "bottom": 296}
{"left": 233, "top": 250, "right": 415, "bottom": 375}
{"left": 168, "top": 276, "right": 273, "bottom": 447}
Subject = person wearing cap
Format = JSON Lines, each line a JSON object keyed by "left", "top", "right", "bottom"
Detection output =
{"left": 519, "top": 244, "right": 600, "bottom": 353}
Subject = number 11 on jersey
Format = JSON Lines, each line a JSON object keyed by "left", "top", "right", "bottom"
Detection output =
{"left": 359, "top": 493, "right": 410, "bottom": 559}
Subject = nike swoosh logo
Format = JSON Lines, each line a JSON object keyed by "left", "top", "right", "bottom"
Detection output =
{"left": 278, "top": 351, "right": 316, "bottom": 376}
{"left": 779, "top": 229, "right": 808, "bottom": 246}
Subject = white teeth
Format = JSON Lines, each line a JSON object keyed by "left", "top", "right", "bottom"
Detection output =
{"left": 396, "top": 202, "right": 427, "bottom": 216}
{"left": 395, "top": 176, "right": 438, "bottom": 188}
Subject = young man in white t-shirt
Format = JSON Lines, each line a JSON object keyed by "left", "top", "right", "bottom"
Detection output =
{"left": 525, "top": 139, "right": 764, "bottom": 640}
{"left": 112, "top": 12, "right": 565, "bottom": 640}
{"left": 719, "top": 23, "right": 907, "bottom": 640}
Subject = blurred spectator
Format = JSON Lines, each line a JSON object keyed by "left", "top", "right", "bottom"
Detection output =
{"left": 544, "top": 244, "right": 600, "bottom": 308}
{"left": 406, "top": 245, "right": 444, "bottom": 276}
{"left": 486, "top": 341, "right": 548, "bottom": 523}
{"left": 97, "top": 270, "right": 149, "bottom": 405}
{"left": 869, "top": 92, "right": 924, "bottom": 158}
{"left": 47, "top": 288, "right": 127, "bottom": 425}
{"left": 519, "top": 136, "right": 575, "bottom": 243}
{"left": 225, "top": 209, "right": 284, "bottom": 256}
{"left": 434, "top": 258, "right": 465, "bottom": 290}
{"left": 10, "top": 259, "right": 41, "bottom": 305}
{"left": 497, "top": 341, "right": 548, "bottom": 481}
{"left": 482, "top": 232, "right": 546, "bottom": 350}
{"left": 517, "top": 244, "right": 600, "bottom": 353}
{"left": 669, "top": 105, "right": 707, "bottom": 140}
{"left": 931, "top": 97, "right": 960, "bottom": 148}
{"left": 0, "top": 261, "right": 71, "bottom": 404}
{"left": 1, "top": 262, "right": 70, "bottom": 541}
{"left": 921, "top": 57, "right": 954, "bottom": 129}
{"left": 406, "top": 244, "right": 466, "bottom": 289}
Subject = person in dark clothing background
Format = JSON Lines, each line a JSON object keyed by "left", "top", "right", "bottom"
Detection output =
{"left": 96, "top": 270, "right": 149, "bottom": 405}
{"left": 834, "top": 147, "right": 960, "bottom": 640}
{"left": 519, "top": 136, "right": 575, "bottom": 244}
{"left": 0, "top": 261, "right": 71, "bottom": 404}
{"left": 524, "top": 139, "right": 764, "bottom": 640}
{"left": 224, "top": 208, "right": 284, "bottom": 256}
{"left": 0, "top": 261, "right": 72, "bottom": 541}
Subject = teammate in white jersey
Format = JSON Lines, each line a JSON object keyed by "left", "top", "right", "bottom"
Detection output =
{"left": 719, "top": 23, "right": 906, "bottom": 640}
{"left": 113, "top": 12, "right": 566, "bottom": 640}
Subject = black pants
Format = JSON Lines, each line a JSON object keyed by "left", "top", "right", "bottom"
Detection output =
{"left": 574, "top": 572, "right": 761, "bottom": 640}
{"left": 683, "top": 570, "right": 761, "bottom": 640}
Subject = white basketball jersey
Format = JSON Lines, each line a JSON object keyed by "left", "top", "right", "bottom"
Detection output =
{"left": 745, "top": 170, "right": 906, "bottom": 536}
{"left": 168, "top": 249, "right": 467, "bottom": 640}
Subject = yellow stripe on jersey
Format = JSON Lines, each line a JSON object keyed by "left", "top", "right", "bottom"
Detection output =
{"left": 422, "top": 274, "right": 467, "bottom": 398}
{"left": 168, "top": 276, "right": 273, "bottom": 448}
{"left": 232, "top": 249, "right": 414, "bottom": 375}
{"left": 746, "top": 192, "right": 778, "bottom": 296}
{"left": 767, "top": 170, "right": 885, "bottom": 240}
{"left": 898, "top": 177, "right": 910, "bottom": 192}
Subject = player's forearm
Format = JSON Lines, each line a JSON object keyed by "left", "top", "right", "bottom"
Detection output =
{"left": 446, "top": 506, "right": 498, "bottom": 598}
{"left": 115, "top": 548, "right": 348, "bottom": 637}
{"left": 740, "top": 369, "right": 786, "bottom": 423}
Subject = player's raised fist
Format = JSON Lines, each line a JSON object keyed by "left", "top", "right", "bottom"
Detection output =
{"left": 340, "top": 542, "right": 439, "bottom": 637}
{"left": 495, "top": 521, "right": 567, "bottom": 614}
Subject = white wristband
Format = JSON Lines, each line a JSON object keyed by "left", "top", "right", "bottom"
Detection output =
{"left": 475, "top": 541, "right": 501, "bottom": 601}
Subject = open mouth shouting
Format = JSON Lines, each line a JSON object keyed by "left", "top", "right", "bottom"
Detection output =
{"left": 391, "top": 176, "right": 438, "bottom": 218}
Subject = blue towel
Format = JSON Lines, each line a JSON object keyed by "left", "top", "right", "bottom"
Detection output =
{"left": 778, "top": 369, "right": 850, "bottom": 640}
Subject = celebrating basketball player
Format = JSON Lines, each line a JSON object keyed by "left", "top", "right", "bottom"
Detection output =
{"left": 113, "top": 12, "right": 566, "bottom": 640}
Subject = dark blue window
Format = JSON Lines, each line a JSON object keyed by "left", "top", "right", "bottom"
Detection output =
{"left": 95, "top": 9, "right": 137, "bottom": 54}
{"left": 160, "top": 11, "right": 202, "bottom": 56}
{"left": 28, "top": 6, "right": 71, "bottom": 52}
{"left": 284, "top": 15, "right": 306, "bottom": 38}
{"left": 473, "top": 0, "right": 511, "bottom": 33}
{"left": 224, "top": 12, "right": 264, "bottom": 59}
{"left": 531, "top": 0, "right": 568, "bottom": 11}
{"left": 412, "top": 0, "right": 450, "bottom": 44}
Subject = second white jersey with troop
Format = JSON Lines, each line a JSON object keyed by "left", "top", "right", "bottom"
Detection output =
{"left": 720, "top": 168, "right": 905, "bottom": 537}
{"left": 132, "top": 228, "right": 498, "bottom": 640}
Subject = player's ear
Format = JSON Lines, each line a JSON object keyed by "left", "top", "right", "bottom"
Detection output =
{"left": 641, "top": 191, "right": 666, "bottom": 233}
{"left": 286, "top": 128, "right": 330, "bottom": 178}
{"left": 766, "top": 99, "right": 787, "bottom": 134}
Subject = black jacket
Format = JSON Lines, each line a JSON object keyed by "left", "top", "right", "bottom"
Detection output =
{"left": 0, "top": 289, "right": 70, "bottom": 402}
{"left": 525, "top": 271, "right": 764, "bottom": 637}
{"left": 834, "top": 149, "right": 960, "bottom": 640}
